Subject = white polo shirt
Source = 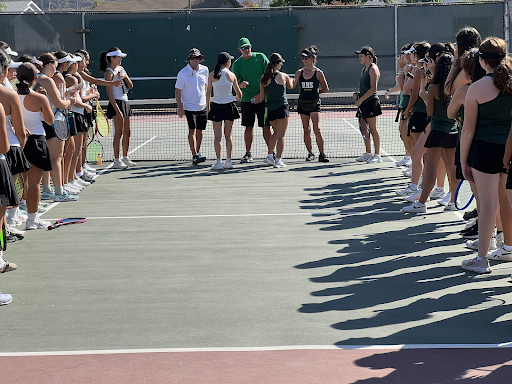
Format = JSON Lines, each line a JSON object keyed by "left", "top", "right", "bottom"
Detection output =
{"left": 175, "top": 63, "right": 209, "bottom": 112}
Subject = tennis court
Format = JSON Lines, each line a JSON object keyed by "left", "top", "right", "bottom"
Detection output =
{"left": 1, "top": 145, "right": 512, "bottom": 382}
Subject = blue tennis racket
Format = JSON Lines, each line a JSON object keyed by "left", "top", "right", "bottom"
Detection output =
{"left": 454, "top": 180, "right": 474, "bottom": 210}
{"left": 357, "top": 109, "right": 371, "bottom": 140}
{"left": 47, "top": 218, "right": 86, "bottom": 230}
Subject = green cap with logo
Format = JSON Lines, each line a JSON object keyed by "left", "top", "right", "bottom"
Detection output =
{"left": 238, "top": 37, "right": 251, "bottom": 48}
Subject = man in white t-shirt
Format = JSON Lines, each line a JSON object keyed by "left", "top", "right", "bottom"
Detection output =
{"left": 175, "top": 48, "right": 209, "bottom": 165}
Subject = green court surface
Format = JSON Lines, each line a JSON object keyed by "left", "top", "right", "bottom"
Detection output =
{"left": 1, "top": 158, "right": 511, "bottom": 354}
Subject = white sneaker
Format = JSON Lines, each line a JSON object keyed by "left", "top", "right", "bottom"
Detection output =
{"left": 26, "top": 217, "right": 51, "bottom": 230}
{"left": 461, "top": 257, "right": 492, "bottom": 273}
{"left": 264, "top": 156, "right": 275, "bottom": 166}
{"left": 75, "top": 178, "right": 90, "bottom": 187}
{"left": 401, "top": 201, "right": 427, "bottom": 213}
{"left": 395, "top": 185, "right": 418, "bottom": 197}
{"left": 83, "top": 163, "right": 96, "bottom": 173}
{"left": 438, "top": 192, "right": 452, "bottom": 206}
{"left": 496, "top": 231, "right": 504, "bottom": 249}
{"left": 429, "top": 187, "right": 446, "bottom": 200}
{"left": 367, "top": 154, "right": 382, "bottom": 163}
{"left": 444, "top": 201, "right": 458, "bottom": 211}
{"left": 54, "top": 191, "right": 79, "bottom": 202}
{"left": 465, "top": 218, "right": 477, "bottom": 229}
{"left": 403, "top": 168, "right": 412, "bottom": 178}
{"left": 123, "top": 157, "right": 136, "bottom": 167}
{"left": 211, "top": 161, "right": 223, "bottom": 170}
{"left": 466, "top": 238, "right": 497, "bottom": 251}
{"left": 402, "top": 165, "right": 412, "bottom": 175}
{"left": 64, "top": 185, "right": 80, "bottom": 195}
{"left": 274, "top": 159, "right": 287, "bottom": 168}
{"left": 8, "top": 225, "right": 25, "bottom": 237}
{"left": 356, "top": 153, "right": 372, "bottom": 162}
{"left": 113, "top": 159, "right": 128, "bottom": 169}
{"left": 70, "top": 180, "right": 84, "bottom": 191}
{"left": 223, "top": 159, "right": 233, "bottom": 169}
{"left": 404, "top": 188, "right": 422, "bottom": 202}
{"left": 488, "top": 246, "right": 512, "bottom": 262}
{"left": 395, "top": 156, "right": 411, "bottom": 167}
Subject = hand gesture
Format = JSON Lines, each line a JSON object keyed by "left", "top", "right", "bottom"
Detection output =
{"left": 240, "top": 81, "right": 249, "bottom": 89}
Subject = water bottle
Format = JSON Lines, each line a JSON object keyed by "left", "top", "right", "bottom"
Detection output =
{"left": 97, "top": 153, "right": 102, "bottom": 165}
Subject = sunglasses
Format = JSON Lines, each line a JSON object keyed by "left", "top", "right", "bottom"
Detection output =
{"left": 240, "top": 46, "right": 252, "bottom": 51}
{"left": 189, "top": 56, "right": 201, "bottom": 60}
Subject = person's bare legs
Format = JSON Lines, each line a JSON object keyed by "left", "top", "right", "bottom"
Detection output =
{"left": 410, "top": 133, "right": 427, "bottom": 186}
{"left": 310, "top": 112, "right": 325, "bottom": 154}
{"left": 367, "top": 117, "right": 380, "bottom": 155}
{"left": 301, "top": 114, "right": 313, "bottom": 153}
{"left": 274, "top": 117, "right": 289, "bottom": 159}
{"left": 121, "top": 117, "right": 131, "bottom": 158}
{"left": 440, "top": 148, "right": 458, "bottom": 202}
{"left": 418, "top": 148, "right": 442, "bottom": 204}
{"left": 244, "top": 127, "right": 253, "bottom": 153}
{"left": 399, "top": 118, "right": 413, "bottom": 157}
{"left": 63, "top": 136, "right": 75, "bottom": 184}
{"left": 436, "top": 157, "right": 446, "bottom": 189}
{"left": 212, "top": 121, "right": 223, "bottom": 160}
{"left": 112, "top": 115, "right": 124, "bottom": 159}
{"left": 69, "top": 132, "right": 85, "bottom": 182}
{"left": 25, "top": 166, "right": 44, "bottom": 214}
{"left": 224, "top": 121, "right": 233, "bottom": 159}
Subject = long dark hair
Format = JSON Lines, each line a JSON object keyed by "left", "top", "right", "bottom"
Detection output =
{"left": 460, "top": 48, "right": 478, "bottom": 82}
{"left": 99, "top": 46, "right": 119, "bottom": 72}
{"left": 54, "top": 50, "right": 69, "bottom": 71}
{"left": 38, "top": 52, "right": 57, "bottom": 71}
{"left": 428, "top": 43, "right": 455, "bottom": 62}
{"left": 76, "top": 49, "right": 92, "bottom": 75}
{"left": 260, "top": 53, "right": 284, "bottom": 85}
{"left": 431, "top": 55, "right": 453, "bottom": 105}
{"left": 413, "top": 42, "right": 430, "bottom": 60}
{"left": 0, "top": 49, "right": 9, "bottom": 71}
{"left": 456, "top": 27, "right": 482, "bottom": 59}
{"left": 479, "top": 37, "right": 512, "bottom": 94}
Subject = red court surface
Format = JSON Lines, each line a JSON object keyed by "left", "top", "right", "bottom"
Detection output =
{"left": 2, "top": 347, "right": 512, "bottom": 383}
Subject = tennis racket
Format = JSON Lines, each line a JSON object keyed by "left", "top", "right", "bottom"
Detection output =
{"left": 86, "top": 126, "right": 103, "bottom": 164}
{"left": 0, "top": 221, "right": 5, "bottom": 251}
{"left": 53, "top": 109, "right": 69, "bottom": 140}
{"left": 357, "top": 110, "right": 371, "bottom": 140}
{"left": 15, "top": 174, "right": 24, "bottom": 202}
{"left": 454, "top": 180, "right": 474, "bottom": 210}
{"left": 96, "top": 100, "right": 110, "bottom": 137}
{"left": 47, "top": 218, "right": 86, "bottom": 230}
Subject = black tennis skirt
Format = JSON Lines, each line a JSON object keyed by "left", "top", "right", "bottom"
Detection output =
{"left": 208, "top": 102, "right": 240, "bottom": 122}
{"left": 0, "top": 158, "right": 20, "bottom": 207}
{"left": 507, "top": 168, "right": 512, "bottom": 190}
{"left": 74, "top": 113, "right": 87, "bottom": 133}
{"left": 106, "top": 99, "right": 132, "bottom": 119}
{"left": 5, "top": 146, "right": 31, "bottom": 175}
{"left": 357, "top": 98, "right": 382, "bottom": 119}
{"left": 454, "top": 138, "right": 464, "bottom": 180}
{"left": 468, "top": 139, "right": 507, "bottom": 174}
{"left": 424, "top": 129, "right": 458, "bottom": 149}
{"left": 84, "top": 110, "right": 94, "bottom": 129}
{"left": 23, "top": 134, "right": 52, "bottom": 171}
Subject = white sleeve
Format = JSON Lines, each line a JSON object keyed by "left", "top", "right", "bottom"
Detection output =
{"left": 175, "top": 70, "right": 185, "bottom": 90}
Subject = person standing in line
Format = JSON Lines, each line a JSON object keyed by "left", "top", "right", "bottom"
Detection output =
{"left": 231, "top": 38, "right": 270, "bottom": 163}
{"left": 176, "top": 48, "right": 209, "bottom": 165}
{"left": 293, "top": 46, "right": 330, "bottom": 163}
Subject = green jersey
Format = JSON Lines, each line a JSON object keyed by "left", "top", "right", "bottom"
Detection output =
{"left": 231, "top": 52, "right": 269, "bottom": 103}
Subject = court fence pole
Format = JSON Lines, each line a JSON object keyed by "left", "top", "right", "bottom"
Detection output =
{"left": 505, "top": 0, "right": 510, "bottom": 52}
{"left": 81, "top": 12, "right": 86, "bottom": 51}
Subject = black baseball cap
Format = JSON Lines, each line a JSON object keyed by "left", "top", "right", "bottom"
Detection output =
{"left": 218, "top": 52, "right": 234, "bottom": 64}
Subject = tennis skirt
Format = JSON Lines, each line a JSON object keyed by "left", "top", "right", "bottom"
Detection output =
{"left": 5, "top": 146, "right": 31, "bottom": 175}
{"left": 357, "top": 98, "right": 382, "bottom": 119}
{"left": 43, "top": 121, "right": 58, "bottom": 141}
{"left": 507, "top": 169, "right": 512, "bottom": 190}
{"left": 454, "top": 138, "right": 464, "bottom": 180}
{"left": 468, "top": 139, "right": 507, "bottom": 174}
{"left": 266, "top": 104, "right": 290, "bottom": 125}
{"left": 424, "top": 130, "right": 458, "bottom": 149}
{"left": 74, "top": 113, "right": 87, "bottom": 133}
{"left": 67, "top": 112, "right": 77, "bottom": 137}
{"left": 408, "top": 112, "right": 429, "bottom": 134}
{"left": 23, "top": 134, "right": 52, "bottom": 171}
{"left": 0, "top": 158, "right": 19, "bottom": 208}
{"left": 106, "top": 99, "right": 132, "bottom": 119}
{"left": 84, "top": 110, "right": 94, "bottom": 129}
{"left": 208, "top": 102, "right": 240, "bottom": 122}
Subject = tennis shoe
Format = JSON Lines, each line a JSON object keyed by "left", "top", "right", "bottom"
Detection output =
{"left": 496, "top": 231, "right": 504, "bottom": 249}
{"left": 403, "top": 168, "right": 412, "bottom": 178}
{"left": 488, "top": 246, "right": 512, "bottom": 262}
{"left": 40, "top": 190, "right": 55, "bottom": 200}
{"left": 274, "top": 159, "right": 287, "bottom": 168}
{"left": 7, "top": 226, "right": 25, "bottom": 239}
{"left": 319, "top": 153, "right": 329, "bottom": 163}
{"left": 70, "top": 181, "right": 84, "bottom": 191}
{"left": 462, "top": 257, "right": 492, "bottom": 273}
{"left": 0, "top": 260, "right": 17, "bottom": 273}
{"left": 401, "top": 201, "right": 426, "bottom": 213}
{"left": 367, "top": 154, "right": 382, "bottom": 163}
{"left": 356, "top": 153, "right": 372, "bottom": 162}
{"left": 306, "top": 152, "right": 316, "bottom": 161}
{"left": 464, "top": 218, "right": 477, "bottom": 229}
{"left": 438, "top": 192, "right": 452, "bottom": 206}
{"left": 395, "top": 156, "right": 411, "bottom": 167}
{"left": 80, "top": 174, "right": 95, "bottom": 183}
{"left": 223, "top": 159, "right": 233, "bottom": 169}
{"left": 25, "top": 217, "right": 51, "bottom": 230}
{"left": 211, "top": 161, "right": 223, "bottom": 171}
{"left": 64, "top": 185, "right": 80, "bottom": 195}
{"left": 75, "top": 178, "right": 90, "bottom": 187}
{"left": 240, "top": 152, "right": 253, "bottom": 163}
{"left": 429, "top": 187, "right": 446, "bottom": 200}
{"left": 263, "top": 156, "right": 275, "bottom": 166}
{"left": 0, "top": 291, "right": 13, "bottom": 305}
{"left": 404, "top": 189, "right": 422, "bottom": 202}
{"left": 463, "top": 208, "right": 478, "bottom": 221}
{"left": 54, "top": 191, "right": 79, "bottom": 202}
{"left": 83, "top": 163, "right": 96, "bottom": 173}
{"left": 444, "top": 201, "right": 458, "bottom": 211}
{"left": 395, "top": 185, "right": 417, "bottom": 197}
{"left": 466, "top": 238, "right": 497, "bottom": 251}
{"left": 123, "top": 157, "right": 136, "bottom": 167}
{"left": 113, "top": 159, "right": 128, "bottom": 169}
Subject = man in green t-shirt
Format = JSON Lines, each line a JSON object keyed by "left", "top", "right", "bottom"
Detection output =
{"left": 231, "top": 37, "right": 270, "bottom": 163}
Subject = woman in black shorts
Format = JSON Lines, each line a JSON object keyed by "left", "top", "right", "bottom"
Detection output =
{"left": 16, "top": 63, "right": 54, "bottom": 230}
{"left": 460, "top": 37, "right": 512, "bottom": 273}
{"left": 354, "top": 46, "right": 382, "bottom": 164}
{"left": 293, "top": 46, "right": 330, "bottom": 163}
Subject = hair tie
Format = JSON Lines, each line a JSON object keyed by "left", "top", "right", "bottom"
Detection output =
{"left": 479, "top": 50, "right": 506, "bottom": 61}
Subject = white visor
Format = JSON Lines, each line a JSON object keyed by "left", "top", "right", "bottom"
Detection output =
{"left": 404, "top": 47, "right": 415, "bottom": 55}
{"left": 5, "top": 47, "right": 18, "bottom": 57}
{"left": 58, "top": 55, "right": 72, "bottom": 64}
{"left": 69, "top": 55, "right": 82, "bottom": 64}
{"left": 9, "top": 60, "right": 22, "bottom": 69}
{"left": 106, "top": 49, "right": 127, "bottom": 58}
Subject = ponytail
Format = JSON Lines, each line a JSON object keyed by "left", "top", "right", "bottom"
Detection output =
{"left": 17, "top": 79, "right": 31, "bottom": 95}
{"left": 98, "top": 51, "right": 108, "bottom": 72}
{"left": 260, "top": 62, "right": 275, "bottom": 85}
{"left": 213, "top": 63, "right": 222, "bottom": 80}
{"left": 493, "top": 55, "right": 512, "bottom": 94}
{"left": 371, "top": 54, "right": 378, "bottom": 64}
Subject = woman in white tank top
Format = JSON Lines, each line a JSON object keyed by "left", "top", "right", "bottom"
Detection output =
{"left": 206, "top": 52, "right": 242, "bottom": 170}
{"left": 16, "top": 63, "right": 54, "bottom": 230}
{"left": 99, "top": 47, "right": 134, "bottom": 169}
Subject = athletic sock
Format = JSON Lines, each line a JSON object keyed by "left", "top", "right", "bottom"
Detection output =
{"left": 77, "top": 172, "right": 82, "bottom": 177}
{"left": 42, "top": 185, "right": 52, "bottom": 193}
{"left": 6, "top": 207, "right": 16, "bottom": 219}
{"left": 504, "top": 244, "right": 512, "bottom": 252}
{"left": 267, "top": 154, "right": 273, "bottom": 159}
{"left": 476, "top": 256, "right": 483, "bottom": 262}
{"left": 276, "top": 158, "right": 281, "bottom": 162}
{"left": 404, "top": 156, "right": 411, "bottom": 160}
{"left": 55, "top": 186, "right": 64, "bottom": 195}
{"left": 27, "top": 213, "right": 37, "bottom": 222}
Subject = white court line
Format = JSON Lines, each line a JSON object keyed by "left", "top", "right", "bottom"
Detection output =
{"left": 41, "top": 136, "right": 157, "bottom": 217}
{"left": 1, "top": 343, "right": 512, "bottom": 357}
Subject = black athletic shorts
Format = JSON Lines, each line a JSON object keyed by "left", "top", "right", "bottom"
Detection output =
{"left": 455, "top": 137, "right": 464, "bottom": 180}
{"left": 408, "top": 111, "right": 428, "bottom": 134}
{"left": 106, "top": 99, "right": 132, "bottom": 119}
{"left": 468, "top": 139, "right": 507, "bottom": 174}
{"left": 23, "top": 134, "right": 52, "bottom": 171}
{"left": 185, "top": 109, "right": 207, "bottom": 130}
{"left": 266, "top": 104, "right": 290, "bottom": 126}
{"left": 5, "top": 146, "right": 31, "bottom": 175}
{"left": 208, "top": 102, "right": 240, "bottom": 122}
{"left": 424, "top": 130, "right": 458, "bottom": 149}
{"left": 357, "top": 98, "right": 382, "bottom": 120}
{"left": 241, "top": 101, "right": 267, "bottom": 128}
{"left": 74, "top": 113, "right": 87, "bottom": 133}
{"left": 507, "top": 168, "right": 512, "bottom": 190}
{"left": 43, "top": 121, "right": 57, "bottom": 140}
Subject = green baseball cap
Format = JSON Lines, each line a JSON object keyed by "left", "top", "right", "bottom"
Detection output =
{"left": 238, "top": 37, "right": 251, "bottom": 48}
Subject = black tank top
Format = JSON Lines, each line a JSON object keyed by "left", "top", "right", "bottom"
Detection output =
{"left": 299, "top": 69, "right": 320, "bottom": 101}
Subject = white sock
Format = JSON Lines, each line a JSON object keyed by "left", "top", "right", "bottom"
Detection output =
{"left": 216, "top": 159, "right": 222, "bottom": 163}
{"left": 226, "top": 158, "right": 231, "bottom": 162}
{"left": 42, "top": 185, "right": 52, "bottom": 193}
{"left": 55, "top": 186, "right": 64, "bottom": 195}
{"left": 267, "top": 154, "right": 273, "bottom": 159}
{"left": 7, "top": 207, "right": 16, "bottom": 219}
{"left": 476, "top": 256, "right": 483, "bottom": 261}
{"left": 28, "top": 213, "right": 37, "bottom": 222}
{"left": 276, "top": 158, "right": 281, "bottom": 162}
{"left": 77, "top": 172, "right": 82, "bottom": 177}
{"left": 437, "top": 186, "right": 444, "bottom": 191}
{"left": 504, "top": 244, "right": 512, "bottom": 252}
{"left": 21, "top": 199, "right": 26, "bottom": 205}
{"left": 404, "top": 156, "right": 411, "bottom": 160}
{"left": 409, "top": 183, "right": 417, "bottom": 191}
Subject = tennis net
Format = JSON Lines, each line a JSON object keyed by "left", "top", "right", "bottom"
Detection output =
{"left": 93, "top": 91, "right": 404, "bottom": 162}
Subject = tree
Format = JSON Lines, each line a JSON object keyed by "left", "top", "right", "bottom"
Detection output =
{"left": 0, "top": 2, "right": 6, "bottom": 11}
{"left": 269, "top": 0, "right": 313, "bottom": 6}
{"left": 92, "top": 0, "right": 102, "bottom": 8}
